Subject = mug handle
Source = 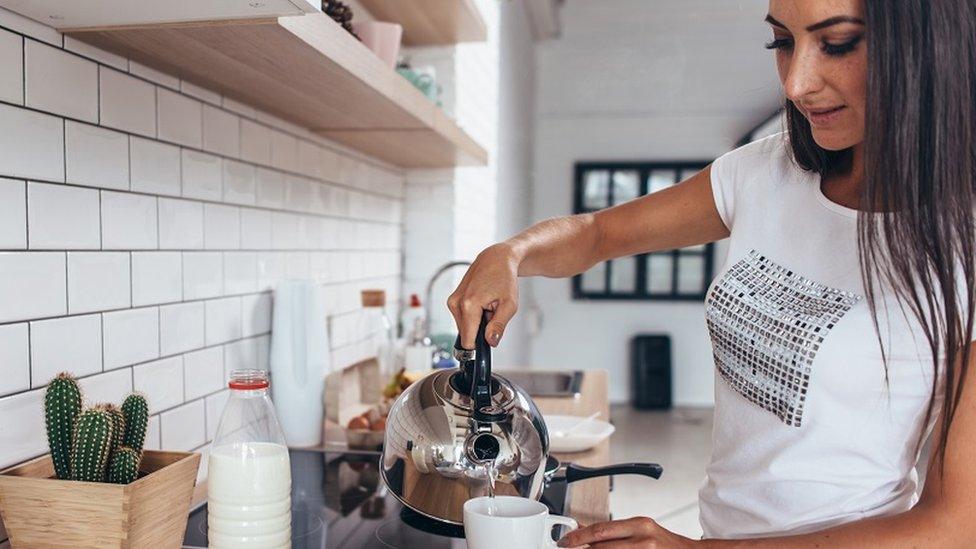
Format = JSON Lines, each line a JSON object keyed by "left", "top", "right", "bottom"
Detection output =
{"left": 545, "top": 515, "right": 579, "bottom": 548}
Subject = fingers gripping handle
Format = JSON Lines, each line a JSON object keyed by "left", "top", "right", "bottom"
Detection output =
{"left": 453, "top": 310, "right": 501, "bottom": 422}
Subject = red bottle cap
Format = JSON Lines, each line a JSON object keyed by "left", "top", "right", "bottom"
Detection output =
{"left": 409, "top": 294, "right": 422, "bottom": 307}
{"left": 228, "top": 369, "right": 270, "bottom": 390}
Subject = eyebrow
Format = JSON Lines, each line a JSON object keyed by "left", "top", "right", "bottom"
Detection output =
{"left": 765, "top": 14, "right": 866, "bottom": 32}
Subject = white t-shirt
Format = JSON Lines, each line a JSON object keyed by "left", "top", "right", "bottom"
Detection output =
{"left": 699, "top": 132, "right": 948, "bottom": 539}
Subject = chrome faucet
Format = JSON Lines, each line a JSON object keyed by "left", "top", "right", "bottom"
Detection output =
{"left": 423, "top": 260, "right": 472, "bottom": 341}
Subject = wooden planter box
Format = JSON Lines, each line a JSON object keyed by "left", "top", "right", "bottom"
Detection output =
{"left": 0, "top": 450, "right": 200, "bottom": 549}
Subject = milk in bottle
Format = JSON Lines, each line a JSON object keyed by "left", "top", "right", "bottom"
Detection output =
{"left": 208, "top": 369, "right": 291, "bottom": 548}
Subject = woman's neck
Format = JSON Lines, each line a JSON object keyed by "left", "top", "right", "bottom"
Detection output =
{"left": 821, "top": 143, "right": 865, "bottom": 210}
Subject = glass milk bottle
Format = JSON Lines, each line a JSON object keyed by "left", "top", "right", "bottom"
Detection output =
{"left": 208, "top": 370, "right": 292, "bottom": 548}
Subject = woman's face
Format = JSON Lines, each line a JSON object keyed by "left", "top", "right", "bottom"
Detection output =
{"left": 767, "top": 0, "right": 867, "bottom": 151}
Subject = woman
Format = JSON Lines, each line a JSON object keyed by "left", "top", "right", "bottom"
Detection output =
{"left": 448, "top": 0, "right": 976, "bottom": 546}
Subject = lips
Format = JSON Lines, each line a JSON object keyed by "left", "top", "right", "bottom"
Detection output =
{"left": 803, "top": 105, "right": 846, "bottom": 125}
{"left": 805, "top": 106, "right": 844, "bottom": 115}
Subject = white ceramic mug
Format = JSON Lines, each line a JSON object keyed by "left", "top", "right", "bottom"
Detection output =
{"left": 463, "top": 496, "right": 578, "bottom": 549}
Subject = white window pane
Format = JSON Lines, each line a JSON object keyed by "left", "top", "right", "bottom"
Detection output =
{"left": 610, "top": 257, "right": 636, "bottom": 293}
{"left": 581, "top": 262, "right": 606, "bottom": 293}
{"left": 612, "top": 171, "right": 639, "bottom": 205}
{"left": 647, "top": 170, "right": 676, "bottom": 194}
{"left": 647, "top": 255, "right": 673, "bottom": 294}
{"left": 583, "top": 171, "right": 609, "bottom": 209}
{"left": 683, "top": 244, "right": 705, "bottom": 252}
{"left": 679, "top": 168, "right": 699, "bottom": 183}
{"left": 677, "top": 255, "right": 705, "bottom": 294}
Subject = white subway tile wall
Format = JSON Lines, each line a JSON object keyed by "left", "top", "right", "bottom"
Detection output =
{"left": 0, "top": 17, "right": 404, "bottom": 474}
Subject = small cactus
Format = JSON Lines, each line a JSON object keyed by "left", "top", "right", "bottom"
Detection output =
{"left": 121, "top": 393, "right": 149, "bottom": 456}
{"left": 93, "top": 403, "right": 126, "bottom": 481}
{"left": 70, "top": 409, "right": 114, "bottom": 482}
{"left": 102, "top": 404, "right": 126, "bottom": 454}
{"left": 44, "top": 373, "right": 82, "bottom": 480}
{"left": 107, "top": 446, "right": 140, "bottom": 484}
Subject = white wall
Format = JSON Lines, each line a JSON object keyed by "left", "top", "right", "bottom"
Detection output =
{"left": 491, "top": 0, "right": 537, "bottom": 367}
{"left": 528, "top": 0, "right": 782, "bottom": 404}
{"left": 0, "top": 6, "right": 403, "bottom": 475}
{"left": 398, "top": 0, "right": 538, "bottom": 369}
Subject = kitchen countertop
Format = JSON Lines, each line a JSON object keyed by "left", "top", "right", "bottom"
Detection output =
{"left": 0, "top": 370, "right": 611, "bottom": 548}
{"left": 534, "top": 369, "right": 611, "bottom": 526}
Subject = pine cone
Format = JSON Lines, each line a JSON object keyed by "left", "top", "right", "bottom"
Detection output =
{"left": 322, "top": 0, "right": 359, "bottom": 39}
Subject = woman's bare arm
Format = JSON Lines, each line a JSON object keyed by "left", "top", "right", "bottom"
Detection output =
{"left": 448, "top": 165, "right": 729, "bottom": 348}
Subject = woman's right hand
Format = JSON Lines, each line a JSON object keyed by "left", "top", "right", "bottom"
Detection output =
{"left": 447, "top": 243, "right": 521, "bottom": 350}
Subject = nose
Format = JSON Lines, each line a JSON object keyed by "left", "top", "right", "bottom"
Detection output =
{"left": 782, "top": 44, "right": 825, "bottom": 102}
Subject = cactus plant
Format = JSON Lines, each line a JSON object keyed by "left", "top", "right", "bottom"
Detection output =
{"left": 107, "top": 446, "right": 140, "bottom": 484}
{"left": 70, "top": 409, "right": 114, "bottom": 482}
{"left": 101, "top": 403, "right": 126, "bottom": 454}
{"left": 93, "top": 403, "right": 126, "bottom": 480}
{"left": 121, "top": 393, "right": 149, "bottom": 456}
{"left": 44, "top": 372, "right": 82, "bottom": 480}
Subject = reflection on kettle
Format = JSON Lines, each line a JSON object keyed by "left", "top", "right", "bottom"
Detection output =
{"left": 381, "top": 310, "right": 550, "bottom": 525}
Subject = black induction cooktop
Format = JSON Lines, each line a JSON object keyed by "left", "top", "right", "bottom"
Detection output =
{"left": 182, "top": 448, "right": 570, "bottom": 549}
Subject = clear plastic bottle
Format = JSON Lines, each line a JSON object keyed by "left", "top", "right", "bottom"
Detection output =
{"left": 362, "top": 290, "right": 398, "bottom": 378}
{"left": 208, "top": 370, "right": 292, "bottom": 549}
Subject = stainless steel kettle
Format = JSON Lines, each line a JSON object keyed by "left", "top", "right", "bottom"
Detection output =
{"left": 380, "top": 311, "right": 551, "bottom": 524}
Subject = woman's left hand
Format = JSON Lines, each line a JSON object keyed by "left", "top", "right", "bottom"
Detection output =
{"left": 558, "top": 517, "right": 699, "bottom": 548}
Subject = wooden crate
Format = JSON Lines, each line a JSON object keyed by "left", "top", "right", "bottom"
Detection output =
{"left": 324, "top": 358, "right": 382, "bottom": 426}
{"left": 0, "top": 450, "right": 200, "bottom": 549}
{"left": 324, "top": 358, "right": 384, "bottom": 449}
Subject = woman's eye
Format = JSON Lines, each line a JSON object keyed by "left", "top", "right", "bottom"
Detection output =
{"left": 822, "top": 35, "right": 863, "bottom": 56}
{"left": 764, "top": 37, "right": 793, "bottom": 51}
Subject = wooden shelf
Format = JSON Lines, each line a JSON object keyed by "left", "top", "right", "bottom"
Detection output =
{"left": 358, "top": 0, "right": 487, "bottom": 46}
{"left": 67, "top": 13, "right": 487, "bottom": 168}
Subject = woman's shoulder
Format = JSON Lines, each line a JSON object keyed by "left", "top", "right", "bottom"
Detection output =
{"left": 709, "top": 131, "right": 815, "bottom": 228}
{"left": 712, "top": 131, "right": 808, "bottom": 189}
{"left": 715, "top": 131, "right": 792, "bottom": 172}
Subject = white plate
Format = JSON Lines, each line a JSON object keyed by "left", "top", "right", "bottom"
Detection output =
{"left": 544, "top": 414, "right": 615, "bottom": 453}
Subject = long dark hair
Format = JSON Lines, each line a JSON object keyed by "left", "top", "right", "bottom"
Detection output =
{"left": 784, "top": 0, "right": 975, "bottom": 481}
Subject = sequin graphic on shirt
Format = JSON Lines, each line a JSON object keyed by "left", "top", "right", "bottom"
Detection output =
{"left": 705, "top": 250, "right": 861, "bottom": 427}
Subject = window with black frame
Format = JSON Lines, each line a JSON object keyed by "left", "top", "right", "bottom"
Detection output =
{"left": 573, "top": 161, "right": 715, "bottom": 301}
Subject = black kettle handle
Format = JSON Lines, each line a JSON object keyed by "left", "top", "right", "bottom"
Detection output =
{"left": 453, "top": 310, "right": 501, "bottom": 422}
{"left": 563, "top": 462, "right": 664, "bottom": 483}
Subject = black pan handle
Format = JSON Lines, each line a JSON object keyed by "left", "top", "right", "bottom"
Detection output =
{"left": 563, "top": 462, "right": 663, "bottom": 483}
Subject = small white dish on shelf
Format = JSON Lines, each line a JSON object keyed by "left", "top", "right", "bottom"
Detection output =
{"left": 544, "top": 414, "right": 615, "bottom": 453}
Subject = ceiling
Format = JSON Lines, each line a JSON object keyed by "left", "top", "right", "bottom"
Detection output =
{"left": 536, "top": 0, "right": 783, "bottom": 142}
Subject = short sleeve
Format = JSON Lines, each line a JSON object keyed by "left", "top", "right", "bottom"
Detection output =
{"left": 709, "top": 148, "right": 739, "bottom": 231}
{"left": 708, "top": 131, "right": 789, "bottom": 233}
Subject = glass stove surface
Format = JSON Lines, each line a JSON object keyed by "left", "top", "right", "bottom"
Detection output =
{"left": 182, "top": 448, "right": 568, "bottom": 549}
